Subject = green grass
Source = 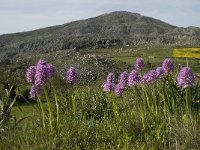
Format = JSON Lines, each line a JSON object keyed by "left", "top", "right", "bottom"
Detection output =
{"left": 90, "top": 46, "right": 200, "bottom": 73}
{"left": 12, "top": 104, "right": 37, "bottom": 119}
{"left": 109, "top": 55, "right": 135, "bottom": 64}
{"left": 0, "top": 46, "right": 200, "bottom": 149}
{"left": 1, "top": 81, "right": 200, "bottom": 149}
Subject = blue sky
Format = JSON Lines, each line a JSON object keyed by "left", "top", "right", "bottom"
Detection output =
{"left": 0, "top": 0, "right": 200, "bottom": 35}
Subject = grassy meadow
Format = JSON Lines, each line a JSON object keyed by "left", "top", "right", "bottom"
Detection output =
{"left": 0, "top": 46, "right": 200, "bottom": 149}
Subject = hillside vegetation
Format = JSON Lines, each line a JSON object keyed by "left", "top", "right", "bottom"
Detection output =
{"left": 0, "top": 11, "right": 200, "bottom": 57}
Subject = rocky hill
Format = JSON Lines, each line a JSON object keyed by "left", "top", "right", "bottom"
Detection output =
{"left": 1, "top": 11, "right": 200, "bottom": 54}
{"left": 0, "top": 11, "right": 200, "bottom": 64}
{"left": 1, "top": 11, "right": 200, "bottom": 83}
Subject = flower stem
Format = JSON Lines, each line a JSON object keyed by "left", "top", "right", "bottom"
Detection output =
{"left": 143, "top": 86, "right": 150, "bottom": 109}
{"left": 72, "top": 95, "right": 76, "bottom": 119}
{"left": 185, "top": 88, "right": 191, "bottom": 114}
{"left": 162, "top": 79, "right": 167, "bottom": 116}
{"left": 37, "top": 95, "right": 46, "bottom": 129}
{"left": 110, "top": 94, "right": 119, "bottom": 118}
{"left": 52, "top": 86, "right": 59, "bottom": 127}
{"left": 43, "top": 86, "right": 53, "bottom": 131}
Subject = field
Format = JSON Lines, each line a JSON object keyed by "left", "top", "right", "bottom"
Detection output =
{"left": 173, "top": 48, "right": 200, "bottom": 59}
{"left": 0, "top": 46, "right": 200, "bottom": 149}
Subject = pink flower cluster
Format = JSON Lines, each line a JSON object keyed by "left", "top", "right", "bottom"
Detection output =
{"left": 65, "top": 67, "right": 78, "bottom": 85}
{"left": 103, "top": 73, "right": 115, "bottom": 92}
{"left": 26, "top": 60, "right": 80, "bottom": 98}
{"left": 177, "top": 67, "right": 195, "bottom": 88}
{"left": 26, "top": 60, "right": 56, "bottom": 98}
{"left": 103, "top": 58, "right": 194, "bottom": 97}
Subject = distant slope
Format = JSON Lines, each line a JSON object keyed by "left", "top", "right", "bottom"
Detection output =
{"left": 0, "top": 11, "right": 200, "bottom": 55}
